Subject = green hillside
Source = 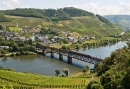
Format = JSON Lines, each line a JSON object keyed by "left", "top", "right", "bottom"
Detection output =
{"left": 0, "top": 69, "right": 99, "bottom": 88}
{"left": 104, "top": 15, "right": 130, "bottom": 30}
{"left": 0, "top": 7, "right": 124, "bottom": 36}
{"left": 92, "top": 40, "right": 130, "bottom": 89}
{"left": 0, "top": 12, "right": 11, "bottom": 22}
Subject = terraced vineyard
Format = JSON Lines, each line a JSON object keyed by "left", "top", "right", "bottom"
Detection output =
{"left": 0, "top": 70, "right": 90, "bottom": 89}
{"left": 0, "top": 15, "right": 124, "bottom": 36}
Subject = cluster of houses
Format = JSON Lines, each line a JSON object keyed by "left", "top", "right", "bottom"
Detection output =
{"left": 0, "top": 26, "right": 92, "bottom": 45}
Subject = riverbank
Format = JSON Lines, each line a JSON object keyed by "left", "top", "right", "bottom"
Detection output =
{"left": 51, "top": 37, "right": 122, "bottom": 50}
{"left": 0, "top": 52, "right": 37, "bottom": 57}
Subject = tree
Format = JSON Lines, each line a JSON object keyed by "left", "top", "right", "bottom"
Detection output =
{"left": 21, "top": 50, "right": 25, "bottom": 55}
{"left": 87, "top": 80, "right": 103, "bottom": 89}
{"left": 1, "top": 50, "right": 7, "bottom": 54}
{"left": 17, "top": 42, "right": 24, "bottom": 47}
{"left": 0, "top": 36, "right": 3, "bottom": 41}
{"left": 0, "top": 25, "right": 3, "bottom": 30}
{"left": 62, "top": 38, "right": 69, "bottom": 44}
{"left": 85, "top": 65, "right": 89, "bottom": 70}
{"left": 122, "top": 67, "right": 130, "bottom": 89}
{"left": 82, "top": 65, "right": 89, "bottom": 74}
{"left": 100, "top": 71, "right": 122, "bottom": 89}
{"left": 0, "top": 66, "right": 3, "bottom": 70}
{"left": 61, "top": 46, "right": 70, "bottom": 50}
{"left": 63, "top": 68, "right": 69, "bottom": 76}
{"left": 29, "top": 39, "right": 33, "bottom": 45}
{"left": 0, "top": 12, "right": 11, "bottom": 22}
{"left": 55, "top": 69, "right": 60, "bottom": 76}
{"left": 82, "top": 67, "right": 87, "bottom": 74}
{"left": 12, "top": 44, "right": 19, "bottom": 52}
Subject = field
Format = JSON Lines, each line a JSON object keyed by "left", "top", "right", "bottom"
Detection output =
{"left": 9, "top": 27, "right": 22, "bottom": 31}
{"left": 0, "top": 69, "right": 99, "bottom": 89}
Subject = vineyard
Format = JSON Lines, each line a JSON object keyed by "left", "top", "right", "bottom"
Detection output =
{"left": 0, "top": 70, "right": 95, "bottom": 89}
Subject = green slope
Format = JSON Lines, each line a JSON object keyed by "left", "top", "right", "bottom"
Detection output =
{"left": 0, "top": 15, "right": 124, "bottom": 36}
{"left": 0, "top": 7, "right": 124, "bottom": 36}
{"left": 93, "top": 39, "right": 130, "bottom": 89}
{"left": 0, "top": 69, "right": 87, "bottom": 88}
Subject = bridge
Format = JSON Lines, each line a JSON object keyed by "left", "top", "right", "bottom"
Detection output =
{"left": 36, "top": 45, "right": 103, "bottom": 64}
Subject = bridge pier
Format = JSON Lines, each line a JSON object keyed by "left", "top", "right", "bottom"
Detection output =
{"left": 42, "top": 48, "right": 46, "bottom": 56}
{"left": 51, "top": 51, "right": 54, "bottom": 58}
{"left": 68, "top": 56, "right": 72, "bottom": 64}
{"left": 59, "top": 53, "right": 63, "bottom": 60}
{"left": 39, "top": 46, "right": 103, "bottom": 64}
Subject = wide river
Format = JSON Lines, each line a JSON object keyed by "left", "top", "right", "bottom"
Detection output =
{"left": 0, "top": 41, "right": 127, "bottom": 76}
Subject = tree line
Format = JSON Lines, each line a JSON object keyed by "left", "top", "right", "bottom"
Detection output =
{"left": 0, "top": 12, "right": 11, "bottom": 22}
{"left": 1, "top": 7, "right": 95, "bottom": 21}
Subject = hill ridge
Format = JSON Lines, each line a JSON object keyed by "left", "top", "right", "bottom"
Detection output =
{"left": 0, "top": 7, "right": 124, "bottom": 36}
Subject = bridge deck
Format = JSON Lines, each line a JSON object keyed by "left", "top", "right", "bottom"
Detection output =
{"left": 36, "top": 45, "right": 103, "bottom": 64}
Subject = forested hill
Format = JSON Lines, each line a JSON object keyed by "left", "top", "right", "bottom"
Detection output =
{"left": 0, "top": 12, "right": 11, "bottom": 22}
{"left": 0, "top": 7, "right": 124, "bottom": 36}
{"left": 1, "top": 7, "right": 94, "bottom": 21}
{"left": 104, "top": 15, "right": 130, "bottom": 30}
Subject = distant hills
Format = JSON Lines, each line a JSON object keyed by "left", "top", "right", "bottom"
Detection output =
{"left": 0, "top": 7, "right": 124, "bottom": 36}
{"left": 104, "top": 15, "right": 130, "bottom": 30}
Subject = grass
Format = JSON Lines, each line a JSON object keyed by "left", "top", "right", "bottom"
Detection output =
{"left": 9, "top": 27, "right": 22, "bottom": 31}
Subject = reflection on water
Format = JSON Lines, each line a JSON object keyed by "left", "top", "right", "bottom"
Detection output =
{"left": 1, "top": 57, "right": 7, "bottom": 62}
{"left": 0, "top": 41, "right": 127, "bottom": 76}
{"left": 78, "top": 41, "right": 127, "bottom": 59}
{"left": 0, "top": 55, "right": 82, "bottom": 76}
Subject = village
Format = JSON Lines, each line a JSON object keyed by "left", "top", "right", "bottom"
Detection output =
{"left": 0, "top": 23, "right": 94, "bottom": 50}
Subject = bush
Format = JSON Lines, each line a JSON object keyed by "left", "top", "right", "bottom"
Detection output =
{"left": 11, "top": 53, "right": 15, "bottom": 56}
{"left": 1, "top": 50, "right": 7, "bottom": 54}
{"left": 16, "top": 52, "right": 20, "bottom": 56}
{"left": 4, "top": 68, "right": 15, "bottom": 71}
{"left": 87, "top": 80, "right": 103, "bottom": 89}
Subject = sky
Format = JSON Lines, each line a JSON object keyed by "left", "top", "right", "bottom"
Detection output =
{"left": 0, "top": 0, "right": 130, "bottom": 15}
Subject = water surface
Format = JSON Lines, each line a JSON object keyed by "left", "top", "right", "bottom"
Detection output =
{"left": 0, "top": 41, "right": 127, "bottom": 76}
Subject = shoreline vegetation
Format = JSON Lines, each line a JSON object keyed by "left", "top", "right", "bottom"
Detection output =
{"left": 0, "top": 38, "right": 122, "bottom": 57}
{"left": 0, "top": 38, "right": 121, "bottom": 57}
{"left": 0, "top": 52, "right": 37, "bottom": 57}
{"left": 58, "top": 37, "right": 121, "bottom": 50}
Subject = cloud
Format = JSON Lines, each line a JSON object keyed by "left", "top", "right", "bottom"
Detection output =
{"left": 1, "top": 0, "right": 20, "bottom": 9}
{"left": 21, "top": 6, "right": 30, "bottom": 8}
{"left": 74, "top": 0, "right": 130, "bottom": 15}
{"left": 118, "top": 1, "right": 130, "bottom": 14}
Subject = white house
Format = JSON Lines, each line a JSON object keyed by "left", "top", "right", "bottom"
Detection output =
{"left": 30, "top": 36, "right": 35, "bottom": 41}
{"left": 68, "top": 36, "right": 78, "bottom": 43}
{"left": 0, "top": 46, "right": 9, "bottom": 49}
{"left": 13, "top": 36, "right": 27, "bottom": 41}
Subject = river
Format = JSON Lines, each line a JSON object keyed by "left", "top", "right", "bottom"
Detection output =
{"left": 0, "top": 41, "right": 127, "bottom": 76}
